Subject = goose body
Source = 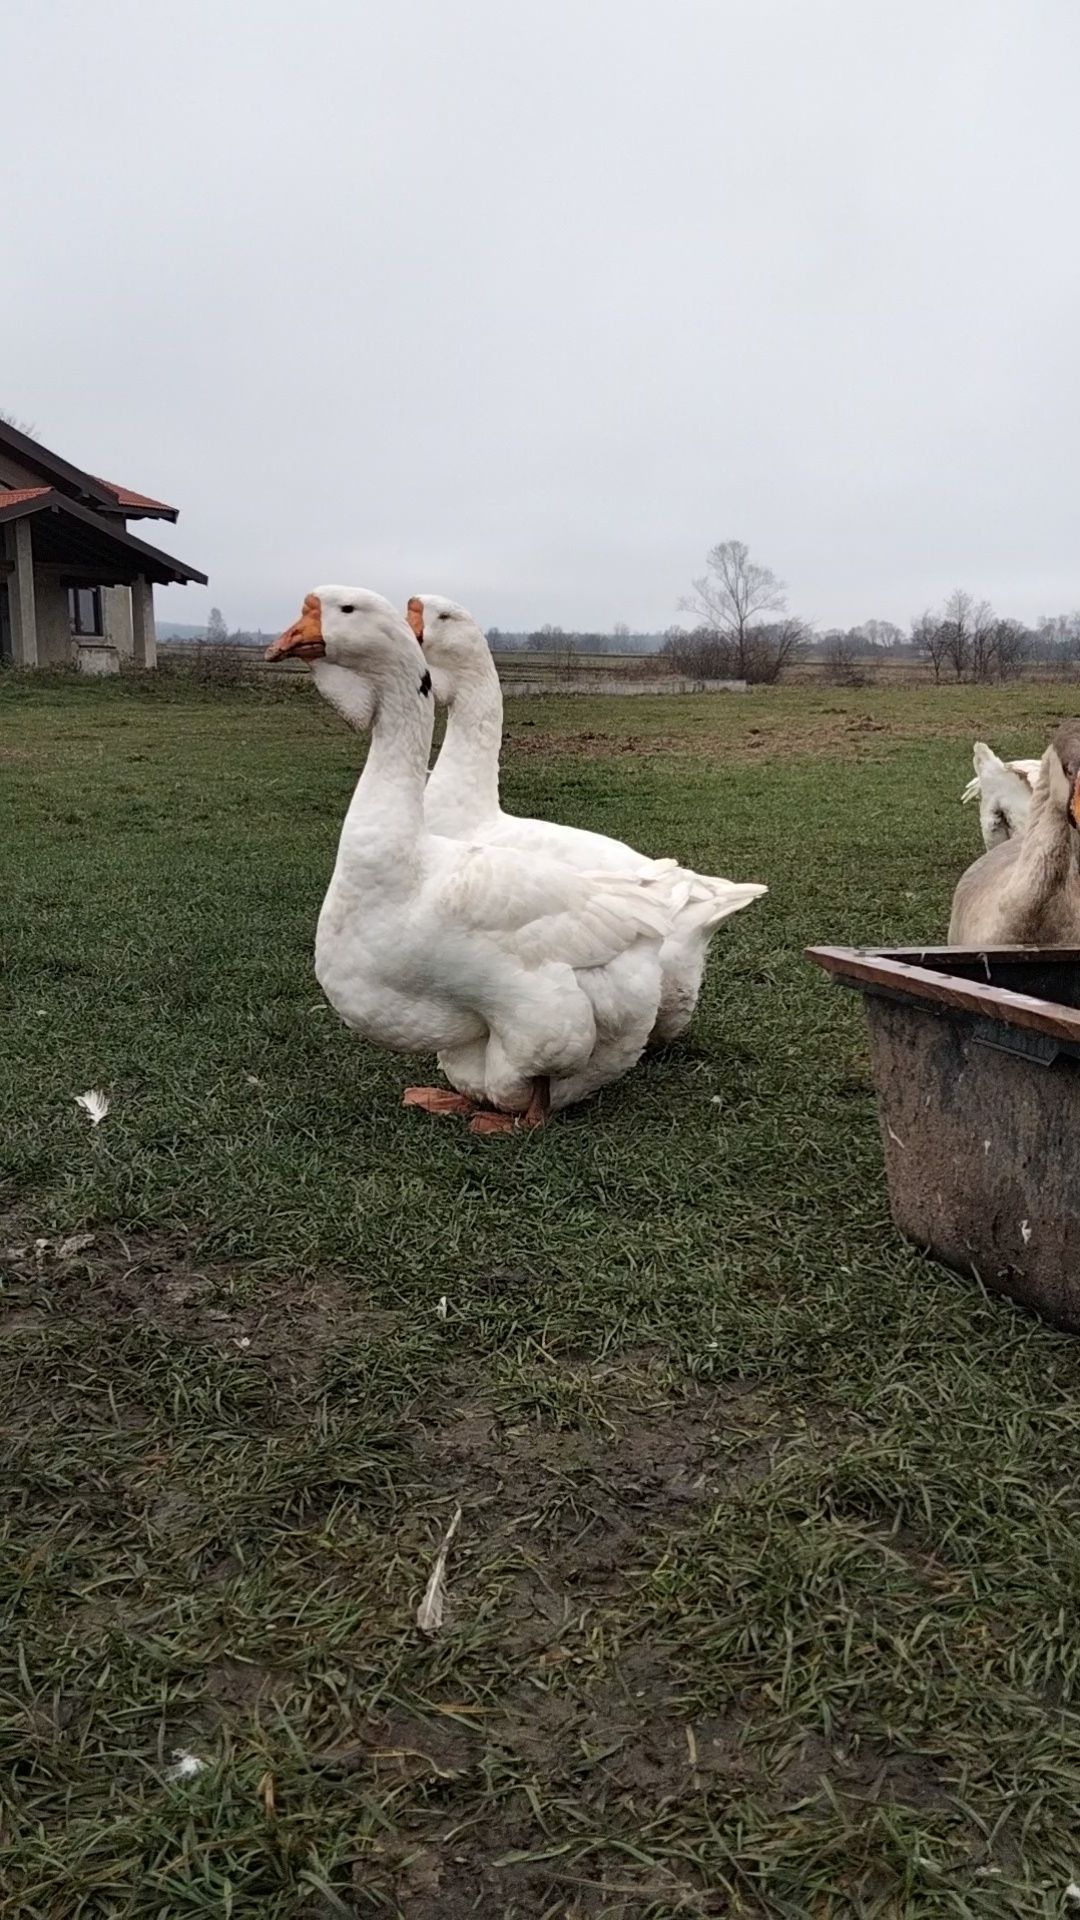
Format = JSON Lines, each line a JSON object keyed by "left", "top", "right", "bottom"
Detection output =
{"left": 407, "top": 594, "right": 767, "bottom": 1040}
{"left": 269, "top": 590, "right": 670, "bottom": 1127}
{"left": 949, "top": 725, "right": 1080, "bottom": 945}
{"left": 961, "top": 742, "right": 1041, "bottom": 851}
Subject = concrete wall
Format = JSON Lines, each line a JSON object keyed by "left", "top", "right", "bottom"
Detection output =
{"left": 23, "top": 571, "right": 133, "bottom": 665}
{"left": 32, "top": 571, "right": 74, "bottom": 666}
{"left": 104, "top": 585, "right": 133, "bottom": 657}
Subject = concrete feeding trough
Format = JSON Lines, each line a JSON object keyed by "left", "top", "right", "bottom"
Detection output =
{"left": 807, "top": 945, "right": 1080, "bottom": 1333}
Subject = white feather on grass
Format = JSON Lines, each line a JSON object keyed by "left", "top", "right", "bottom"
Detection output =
{"left": 165, "top": 1748, "right": 207, "bottom": 1782}
{"left": 416, "top": 1506, "right": 462, "bottom": 1636}
{"left": 58, "top": 1233, "right": 96, "bottom": 1259}
{"left": 75, "top": 1090, "right": 109, "bottom": 1126}
{"left": 436, "top": 1296, "right": 448, "bottom": 1320}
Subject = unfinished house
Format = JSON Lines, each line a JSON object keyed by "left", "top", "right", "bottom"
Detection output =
{"left": 0, "top": 420, "right": 206, "bottom": 672}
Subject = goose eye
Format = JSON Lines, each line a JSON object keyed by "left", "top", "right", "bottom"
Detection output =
{"left": 438, "top": 612, "right": 452, "bottom": 621}
{"left": 340, "top": 603, "right": 355, "bottom": 614}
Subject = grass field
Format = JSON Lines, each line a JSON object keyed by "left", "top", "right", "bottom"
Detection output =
{"left": 3, "top": 673, "right": 1080, "bottom": 1918}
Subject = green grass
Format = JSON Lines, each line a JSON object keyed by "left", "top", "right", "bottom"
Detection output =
{"left": 2, "top": 671, "right": 1080, "bottom": 1917}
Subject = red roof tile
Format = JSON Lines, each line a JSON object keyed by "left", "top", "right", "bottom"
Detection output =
{"left": 0, "top": 486, "right": 52, "bottom": 507}
{"left": 94, "top": 477, "right": 177, "bottom": 513}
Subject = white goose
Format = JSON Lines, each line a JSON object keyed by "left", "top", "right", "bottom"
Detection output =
{"left": 950, "top": 722, "right": 1080, "bottom": 944}
{"left": 961, "top": 742, "right": 1041, "bottom": 851}
{"left": 406, "top": 594, "right": 767, "bottom": 1040}
{"left": 267, "top": 588, "right": 671, "bottom": 1132}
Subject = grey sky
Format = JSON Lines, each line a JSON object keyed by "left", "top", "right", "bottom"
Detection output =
{"left": 8, "top": 0, "right": 1080, "bottom": 634}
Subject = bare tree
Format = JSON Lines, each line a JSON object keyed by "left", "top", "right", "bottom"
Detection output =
{"left": 680, "top": 539, "right": 786, "bottom": 677}
{"left": 989, "top": 617, "right": 1028, "bottom": 680}
{"left": 552, "top": 630, "right": 583, "bottom": 674}
{"left": 746, "top": 617, "right": 809, "bottom": 683}
{"left": 857, "top": 618, "right": 904, "bottom": 654}
{"left": 911, "top": 610, "right": 950, "bottom": 682}
{"left": 967, "top": 598, "right": 999, "bottom": 683}
{"left": 679, "top": 539, "right": 805, "bottom": 682}
{"left": 824, "top": 629, "right": 873, "bottom": 687}
{"left": 1036, "top": 613, "right": 1080, "bottom": 668}
{"left": 0, "top": 407, "right": 36, "bottom": 435}
{"left": 525, "top": 624, "right": 582, "bottom": 673}
{"left": 526, "top": 623, "right": 565, "bottom": 654}
{"left": 913, "top": 592, "right": 1025, "bottom": 683}
{"left": 936, "top": 588, "right": 974, "bottom": 681}
{"left": 206, "top": 607, "right": 229, "bottom": 646}
{"left": 660, "top": 626, "right": 730, "bottom": 680}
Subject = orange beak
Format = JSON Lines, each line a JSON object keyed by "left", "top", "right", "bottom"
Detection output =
{"left": 406, "top": 596, "right": 425, "bottom": 643}
{"left": 1071, "top": 775, "right": 1080, "bottom": 831}
{"left": 266, "top": 594, "right": 325, "bottom": 662}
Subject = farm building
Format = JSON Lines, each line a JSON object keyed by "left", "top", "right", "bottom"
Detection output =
{"left": 0, "top": 419, "right": 205, "bottom": 672}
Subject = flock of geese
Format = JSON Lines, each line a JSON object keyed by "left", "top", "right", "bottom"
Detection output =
{"left": 266, "top": 587, "right": 1080, "bottom": 1128}
{"left": 267, "top": 588, "right": 765, "bottom": 1132}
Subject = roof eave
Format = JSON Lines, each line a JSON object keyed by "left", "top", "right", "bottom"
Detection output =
{"left": 0, "top": 491, "right": 207, "bottom": 586}
{"left": 0, "top": 418, "right": 118, "bottom": 511}
{"left": 95, "top": 503, "right": 180, "bottom": 525}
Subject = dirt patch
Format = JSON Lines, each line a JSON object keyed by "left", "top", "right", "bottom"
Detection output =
{"left": 0, "top": 1232, "right": 382, "bottom": 1388}
{"left": 426, "top": 1378, "right": 773, "bottom": 1505}
{"left": 417, "top": 1374, "right": 787, "bottom": 1647}
{"left": 301, "top": 1675, "right": 752, "bottom": 1917}
{"left": 502, "top": 713, "right": 901, "bottom": 765}
{"left": 0, "top": 1307, "right": 47, "bottom": 1338}
{"left": 315, "top": 1705, "right": 478, "bottom": 1783}
{"left": 502, "top": 698, "right": 1033, "bottom": 767}
{"left": 780, "top": 1729, "right": 953, "bottom": 1814}
{"left": 206, "top": 1656, "right": 297, "bottom": 1710}
{"left": 284, "top": 1377, "right": 789, "bottom": 1912}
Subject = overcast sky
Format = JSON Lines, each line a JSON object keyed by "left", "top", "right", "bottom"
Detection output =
{"left": 7, "top": 1, "right": 1080, "bottom": 634}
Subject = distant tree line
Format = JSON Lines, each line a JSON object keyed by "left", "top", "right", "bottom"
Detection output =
{"left": 906, "top": 592, "right": 1079, "bottom": 683}
{"left": 170, "top": 609, "right": 276, "bottom": 649}
{"left": 814, "top": 595, "right": 1080, "bottom": 685}
{"left": 186, "top": 558, "right": 1080, "bottom": 688}
{"left": 494, "top": 535, "right": 1080, "bottom": 686}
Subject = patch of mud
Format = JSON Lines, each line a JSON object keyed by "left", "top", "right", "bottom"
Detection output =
{"left": 420, "top": 1375, "right": 787, "bottom": 1639}
{"left": 0, "top": 1232, "right": 384, "bottom": 1388}
{"left": 305, "top": 1675, "right": 749, "bottom": 1918}
{"left": 501, "top": 711, "right": 905, "bottom": 766}
{"left": 502, "top": 698, "right": 1040, "bottom": 770}
{"left": 315, "top": 1705, "right": 478, "bottom": 1784}
{"left": 780, "top": 1728, "right": 954, "bottom": 1813}
{"left": 206, "top": 1656, "right": 297, "bottom": 1710}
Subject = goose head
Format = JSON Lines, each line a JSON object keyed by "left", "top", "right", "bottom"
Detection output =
{"left": 267, "top": 586, "right": 408, "bottom": 668}
{"left": 405, "top": 594, "right": 489, "bottom": 701}
{"left": 1047, "top": 720, "right": 1080, "bottom": 828}
{"left": 267, "top": 588, "right": 430, "bottom": 730}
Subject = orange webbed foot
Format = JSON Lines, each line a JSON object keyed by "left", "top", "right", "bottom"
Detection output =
{"left": 468, "top": 1110, "right": 522, "bottom": 1136}
{"left": 402, "top": 1087, "right": 476, "bottom": 1116}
